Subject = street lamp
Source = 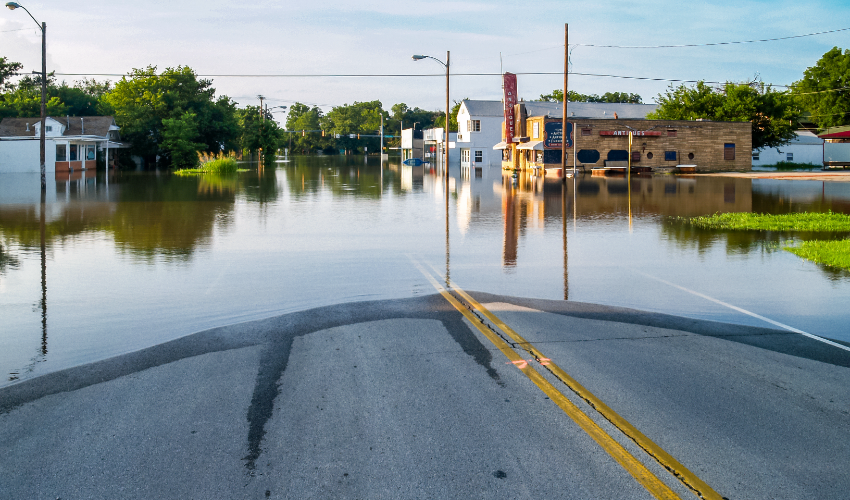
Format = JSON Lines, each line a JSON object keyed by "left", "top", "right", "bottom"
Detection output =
{"left": 6, "top": 2, "right": 46, "bottom": 191}
{"left": 412, "top": 52, "right": 450, "bottom": 178}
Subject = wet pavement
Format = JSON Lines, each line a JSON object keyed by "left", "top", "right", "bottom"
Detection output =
{"left": 3, "top": 292, "right": 850, "bottom": 499}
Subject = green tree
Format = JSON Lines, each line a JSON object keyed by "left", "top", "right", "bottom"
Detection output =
{"left": 285, "top": 102, "right": 330, "bottom": 154}
{"left": 434, "top": 99, "right": 466, "bottom": 132}
{"left": 539, "top": 89, "right": 642, "bottom": 103}
{"left": 648, "top": 81, "right": 798, "bottom": 150}
{"left": 103, "top": 66, "right": 240, "bottom": 167}
{"left": 0, "top": 56, "right": 22, "bottom": 92}
{"left": 794, "top": 47, "right": 850, "bottom": 129}
{"left": 161, "top": 111, "right": 205, "bottom": 169}
{"left": 322, "top": 101, "right": 387, "bottom": 154}
{"left": 240, "top": 105, "right": 283, "bottom": 164}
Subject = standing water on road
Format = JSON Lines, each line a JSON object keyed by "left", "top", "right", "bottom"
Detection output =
{"left": 1, "top": 156, "right": 849, "bottom": 385}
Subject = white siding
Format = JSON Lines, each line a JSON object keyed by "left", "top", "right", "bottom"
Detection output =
{"left": 0, "top": 139, "right": 57, "bottom": 173}
{"left": 824, "top": 143, "right": 850, "bottom": 164}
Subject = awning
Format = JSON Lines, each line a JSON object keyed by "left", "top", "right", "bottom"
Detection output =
{"left": 492, "top": 141, "right": 508, "bottom": 150}
{"left": 517, "top": 141, "right": 544, "bottom": 151}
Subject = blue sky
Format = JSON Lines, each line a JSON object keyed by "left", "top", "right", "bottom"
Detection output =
{"left": 1, "top": 0, "right": 848, "bottom": 122}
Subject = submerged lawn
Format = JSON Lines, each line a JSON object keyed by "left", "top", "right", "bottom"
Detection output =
{"left": 785, "top": 240, "right": 850, "bottom": 271}
{"left": 685, "top": 212, "right": 850, "bottom": 232}
{"left": 682, "top": 211, "right": 850, "bottom": 271}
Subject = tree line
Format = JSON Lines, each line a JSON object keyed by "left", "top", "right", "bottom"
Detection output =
{"left": 1, "top": 46, "right": 846, "bottom": 164}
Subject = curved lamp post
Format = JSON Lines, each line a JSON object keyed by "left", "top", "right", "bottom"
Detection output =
{"left": 6, "top": 2, "right": 46, "bottom": 191}
{"left": 412, "top": 52, "right": 450, "bottom": 178}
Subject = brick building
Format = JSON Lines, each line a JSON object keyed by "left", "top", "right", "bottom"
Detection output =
{"left": 500, "top": 102, "right": 752, "bottom": 172}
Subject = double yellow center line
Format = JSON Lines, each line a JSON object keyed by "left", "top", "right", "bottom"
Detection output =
{"left": 411, "top": 258, "right": 722, "bottom": 500}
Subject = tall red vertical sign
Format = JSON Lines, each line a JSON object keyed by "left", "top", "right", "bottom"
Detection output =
{"left": 503, "top": 72, "right": 517, "bottom": 144}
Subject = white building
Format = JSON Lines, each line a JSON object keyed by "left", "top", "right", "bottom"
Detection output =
{"left": 0, "top": 116, "right": 122, "bottom": 174}
{"left": 455, "top": 100, "right": 505, "bottom": 168}
{"left": 400, "top": 127, "right": 458, "bottom": 164}
{"left": 752, "top": 131, "right": 824, "bottom": 167}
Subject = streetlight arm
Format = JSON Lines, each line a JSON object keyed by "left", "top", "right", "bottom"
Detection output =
{"left": 5, "top": 2, "right": 41, "bottom": 29}
{"left": 412, "top": 54, "right": 447, "bottom": 68}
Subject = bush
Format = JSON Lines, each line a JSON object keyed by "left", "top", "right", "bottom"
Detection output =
{"left": 197, "top": 151, "right": 238, "bottom": 173}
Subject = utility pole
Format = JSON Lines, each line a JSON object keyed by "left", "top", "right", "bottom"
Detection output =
{"left": 257, "top": 95, "right": 265, "bottom": 165}
{"left": 561, "top": 23, "right": 568, "bottom": 181}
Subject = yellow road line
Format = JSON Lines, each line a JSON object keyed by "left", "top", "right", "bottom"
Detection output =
{"left": 449, "top": 284, "right": 723, "bottom": 500}
{"left": 410, "top": 259, "right": 681, "bottom": 500}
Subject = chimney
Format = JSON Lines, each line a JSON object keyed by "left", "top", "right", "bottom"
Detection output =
{"left": 67, "top": 115, "right": 70, "bottom": 129}
{"left": 613, "top": 112, "right": 619, "bottom": 120}
{"left": 25, "top": 123, "right": 30, "bottom": 132}
{"left": 81, "top": 117, "right": 85, "bottom": 135}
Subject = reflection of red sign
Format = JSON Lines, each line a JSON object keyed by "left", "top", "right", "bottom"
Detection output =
{"left": 599, "top": 130, "right": 663, "bottom": 137}
{"left": 503, "top": 72, "right": 517, "bottom": 143}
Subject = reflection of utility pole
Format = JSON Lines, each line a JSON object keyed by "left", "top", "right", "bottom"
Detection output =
{"left": 561, "top": 23, "right": 569, "bottom": 181}
{"left": 39, "top": 190, "right": 47, "bottom": 354}
{"left": 445, "top": 174, "right": 450, "bottom": 287}
{"left": 562, "top": 179, "right": 568, "bottom": 301}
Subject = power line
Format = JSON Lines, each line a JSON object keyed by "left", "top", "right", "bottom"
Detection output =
{"left": 505, "top": 27, "right": 850, "bottom": 55}
{"left": 576, "top": 27, "right": 850, "bottom": 49}
{"left": 45, "top": 71, "right": 850, "bottom": 95}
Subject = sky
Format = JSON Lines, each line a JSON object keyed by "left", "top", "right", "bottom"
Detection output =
{"left": 1, "top": 0, "right": 848, "bottom": 123}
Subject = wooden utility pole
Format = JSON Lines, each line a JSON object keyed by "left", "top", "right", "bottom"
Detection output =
{"left": 445, "top": 50, "right": 450, "bottom": 179}
{"left": 561, "top": 23, "right": 568, "bottom": 180}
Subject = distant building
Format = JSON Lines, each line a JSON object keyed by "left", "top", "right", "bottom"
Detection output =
{"left": 455, "top": 100, "right": 505, "bottom": 168}
{"left": 818, "top": 126, "right": 850, "bottom": 168}
{"left": 499, "top": 101, "right": 752, "bottom": 172}
{"left": 0, "top": 116, "right": 122, "bottom": 174}
{"left": 752, "top": 131, "right": 824, "bottom": 167}
{"left": 400, "top": 127, "right": 458, "bottom": 164}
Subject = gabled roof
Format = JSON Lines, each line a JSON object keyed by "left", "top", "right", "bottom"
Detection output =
{"left": 460, "top": 100, "right": 505, "bottom": 117}
{"left": 459, "top": 99, "right": 658, "bottom": 119}
{"left": 0, "top": 116, "right": 117, "bottom": 138}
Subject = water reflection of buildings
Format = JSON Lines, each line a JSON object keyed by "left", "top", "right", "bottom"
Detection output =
{"left": 452, "top": 170, "right": 756, "bottom": 272}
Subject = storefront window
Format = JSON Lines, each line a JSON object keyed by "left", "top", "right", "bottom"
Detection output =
{"left": 56, "top": 144, "right": 66, "bottom": 161}
{"left": 87, "top": 145, "right": 96, "bottom": 160}
{"left": 70, "top": 144, "right": 78, "bottom": 161}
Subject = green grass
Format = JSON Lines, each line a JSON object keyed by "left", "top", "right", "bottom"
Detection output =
{"left": 785, "top": 239, "right": 850, "bottom": 270}
{"left": 684, "top": 212, "right": 850, "bottom": 232}
{"left": 761, "top": 161, "right": 822, "bottom": 171}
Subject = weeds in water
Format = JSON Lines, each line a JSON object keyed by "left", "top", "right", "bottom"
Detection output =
{"left": 175, "top": 152, "right": 239, "bottom": 175}
{"left": 785, "top": 239, "right": 850, "bottom": 271}
{"left": 681, "top": 211, "right": 850, "bottom": 232}
{"left": 763, "top": 161, "right": 822, "bottom": 171}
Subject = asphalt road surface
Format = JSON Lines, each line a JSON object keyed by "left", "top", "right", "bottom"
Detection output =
{"left": 2, "top": 288, "right": 850, "bottom": 499}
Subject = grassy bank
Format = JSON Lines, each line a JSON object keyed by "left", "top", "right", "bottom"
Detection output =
{"left": 785, "top": 240, "right": 850, "bottom": 270}
{"left": 682, "top": 211, "right": 850, "bottom": 271}
{"left": 685, "top": 212, "right": 850, "bottom": 232}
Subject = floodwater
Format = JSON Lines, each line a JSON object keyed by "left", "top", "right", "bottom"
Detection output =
{"left": 1, "top": 157, "right": 849, "bottom": 386}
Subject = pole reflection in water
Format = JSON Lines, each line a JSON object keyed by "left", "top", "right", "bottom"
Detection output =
{"left": 562, "top": 177, "right": 568, "bottom": 300}
{"left": 445, "top": 173, "right": 450, "bottom": 287}
{"left": 39, "top": 190, "right": 47, "bottom": 355}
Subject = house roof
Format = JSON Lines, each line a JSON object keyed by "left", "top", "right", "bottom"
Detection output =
{"left": 460, "top": 99, "right": 658, "bottom": 119}
{"left": 818, "top": 125, "right": 850, "bottom": 139}
{"left": 523, "top": 101, "right": 658, "bottom": 119}
{"left": 791, "top": 131, "right": 824, "bottom": 145}
{"left": 0, "top": 116, "right": 117, "bottom": 138}
{"left": 461, "top": 100, "right": 506, "bottom": 117}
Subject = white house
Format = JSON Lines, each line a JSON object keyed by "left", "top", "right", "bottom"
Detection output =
{"left": 456, "top": 100, "right": 506, "bottom": 168}
{"left": 752, "top": 131, "right": 824, "bottom": 167}
{"left": 0, "top": 116, "right": 122, "bottom": 174}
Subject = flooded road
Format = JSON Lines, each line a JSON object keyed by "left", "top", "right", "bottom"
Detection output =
{"left": 1, "top": 156, "right": 849, "bottom": 385}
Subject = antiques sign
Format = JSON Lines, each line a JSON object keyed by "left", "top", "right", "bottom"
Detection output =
{"left": 599, "top": 130, "right": 663, "bottom": 137}
{"left": 544, "top": 122, "right": 572, "bottom": 148}
{"left": 503, "top": 72, "right": 517, "bottom": 143}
